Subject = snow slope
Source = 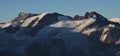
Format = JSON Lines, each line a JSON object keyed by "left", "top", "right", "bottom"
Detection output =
{"left": 109, "top": 18, "right": 120, "bottom": 23}
{"left": 0, "top": 22, "right": 11, "bottom": 28}
{"left": 21, "top": 13, "right": 47, "bottom": 27}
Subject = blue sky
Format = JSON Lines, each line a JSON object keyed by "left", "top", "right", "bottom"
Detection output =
{"left": 0, "top": 0, "right": 120, "bottom": 23}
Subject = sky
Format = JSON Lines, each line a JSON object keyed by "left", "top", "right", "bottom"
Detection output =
{"left": 0, "top": 0, "right": 120, "bottom": 23}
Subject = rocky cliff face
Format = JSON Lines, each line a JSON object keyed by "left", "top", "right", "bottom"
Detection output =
{"left": 0, "top": 12, "right": 120, "bottom": 56}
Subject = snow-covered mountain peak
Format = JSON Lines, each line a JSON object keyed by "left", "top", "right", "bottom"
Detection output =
{"left": 12, "top": 12, "right": 38, "bottom": 22}
{"left": 84, "top": 11, "right": 108, "bottom": 21}
{"left": 73, "top": 11, "right": 108, "bottom": 22}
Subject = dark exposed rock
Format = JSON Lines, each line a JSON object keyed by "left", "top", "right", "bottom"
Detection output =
{"left": 73, "top": 11, "right": 112, "bottom": 28}
{"left": 104, "top": 28, "right": 120, "bottom": 44}
{"left": 84, "top": 12, "right": 90, "bottom": 19}
{"left": 27, "top": 17, "right": 40, "bottom": 28}
{"left": 85, "top": 12, "right": 110, "bottom": 28}
{"left": 73, "top": 15, "right": 84, "bottom": 20}
{"left": 100, "top": 24, "right": 120, "bottom": 44}
{"left": 26, "top": 13, "right": 60, "bottom": 36}
{"left": 85, "top": 12, "right": 120, "bottom": 28}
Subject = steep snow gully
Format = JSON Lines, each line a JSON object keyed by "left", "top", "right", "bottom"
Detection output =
{"left": 0, "top": 12, "right": 120, "bottom": 56}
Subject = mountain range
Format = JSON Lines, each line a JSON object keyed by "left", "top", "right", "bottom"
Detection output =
{"left": 0, "top": 11, "right": 120, "bottom": 56}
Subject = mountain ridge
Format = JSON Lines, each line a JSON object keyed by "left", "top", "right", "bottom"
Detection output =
{"left": 0, "top": 11, "right": 120, "bottom": 56}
